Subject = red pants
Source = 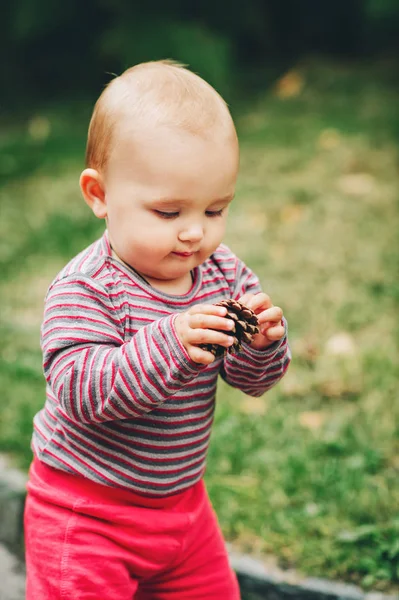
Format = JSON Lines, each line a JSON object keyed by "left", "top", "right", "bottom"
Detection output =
{"left": 24, "top": 458, "right": 240, "bottom": 599}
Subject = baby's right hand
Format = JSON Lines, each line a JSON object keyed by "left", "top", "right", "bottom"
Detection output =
{"left": 174, "top": 304, "right": 236, "bottom": 365}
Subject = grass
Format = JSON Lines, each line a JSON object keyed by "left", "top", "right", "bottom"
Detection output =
{"left": 0, "top": 60, "right": 398, "bottom": 591}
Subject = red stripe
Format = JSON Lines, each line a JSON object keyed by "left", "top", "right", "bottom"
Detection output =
{"left": 155, "top": 398, "right": 214, "bottom": 413}
{"left": 44, "top": 346, "right": 82, "bottom": 372}
{"left": 49, "top": 279, "right": 109, "bottom": 298}
{"left": 44, "top": 311, "right": 124, "bottom": 328}
{"left": 79, "top": 350, "right": 89, "bottom": 419}
{"left": 43, "top": 328, "right": 122, "bottom": 345}
{"left": 131, "top": 418, "right": 213, "bottom": 439}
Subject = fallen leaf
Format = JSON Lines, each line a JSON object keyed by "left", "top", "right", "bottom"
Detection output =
{"left": 274, "top": 71, "right": 304, "bottom": 99}
{"left": 292, "top": 338, "right": 319, "bottom": 362}
{"left": 338, "top": 173, "right": 375, "bottom": 196}
{"left": 325, "top": 333, "right": 357, "bottom": 357}
{"left": 317, "top": 377, "right": 362, "bottom": 398}
{"left": 299, "top": 411, "right": 325, "bottom": 430}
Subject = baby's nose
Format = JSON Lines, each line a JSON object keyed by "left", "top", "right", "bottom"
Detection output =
{"left": 179, "top": 224, "right": 204, "bottom": 243}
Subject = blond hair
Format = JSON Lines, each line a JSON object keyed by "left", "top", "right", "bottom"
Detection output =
{"left": 85, "top": 60, "right": 235, "bottom": 172}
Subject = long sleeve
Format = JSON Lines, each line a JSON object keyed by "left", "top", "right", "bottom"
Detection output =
{"left": 221, "top": 321, "right": 291, "bottom": 396}
{"left": 41, "top": 275, "right": 204, "bottom": 424}
{"left": 220, "top": 256, "right": 291, "bottom": 396}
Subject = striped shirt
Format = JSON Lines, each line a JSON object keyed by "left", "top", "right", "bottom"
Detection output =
{"left": 32, "top": 231, "right": 291, "bottom": 496}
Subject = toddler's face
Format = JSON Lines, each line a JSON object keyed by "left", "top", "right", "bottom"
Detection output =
{"left": 103, "top": 122, "right": 239, "bottom": 289}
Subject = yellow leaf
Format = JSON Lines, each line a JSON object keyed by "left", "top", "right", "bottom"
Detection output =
{"left": 338, "top": 173, "right": 375, "bottom": 197}
{"left": 292, "top": 338, "right": 319, "bottom": 362}
{"left": 280, "top": 204, "right": 304, "bottom": 224}
{"left": 275, "top": 71, "right": 304, "bottom": 99}
{"left": 239, "top": 395, "right": 268, "bottom": 415}
{"left": 299, "top": 411, "right": 325, "bottom": 430}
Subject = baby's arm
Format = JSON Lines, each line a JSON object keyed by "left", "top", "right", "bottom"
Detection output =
{"left": 41, "top": 275, "right": 205, "bottom": 424}
{"left": 220, "top": 259, "right": 291, "bottom": 397}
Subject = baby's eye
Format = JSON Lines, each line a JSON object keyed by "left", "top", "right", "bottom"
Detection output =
{"left": 206, "top": 208, "right": 224, "bottom": 217}
{"left": 154, "top": 210, "right": 179, "bottom": 219}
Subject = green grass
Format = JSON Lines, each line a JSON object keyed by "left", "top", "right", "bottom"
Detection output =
{"left": 0, "top": 61, "right": 398, "bottom": 592}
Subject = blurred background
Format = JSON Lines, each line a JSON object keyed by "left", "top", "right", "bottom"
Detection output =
{"left": 0, "top": 0, "right": 398, "bottom": 593}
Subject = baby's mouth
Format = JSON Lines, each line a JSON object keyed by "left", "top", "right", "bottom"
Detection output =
{"left": 172, "top": 251, "right": 194, "bottom": 258}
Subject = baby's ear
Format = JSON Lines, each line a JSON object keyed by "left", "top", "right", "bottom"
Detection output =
{"left": 80, "top": 169, "right": 107, "bottom": 219}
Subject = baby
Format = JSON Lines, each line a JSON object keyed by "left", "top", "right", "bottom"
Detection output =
{"left": 24, "top": 60, "right": 291, "bottom": 600}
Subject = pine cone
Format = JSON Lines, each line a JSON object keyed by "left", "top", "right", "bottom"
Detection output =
{"left": 201, "top": 299, "right": 259, "bottom": 357}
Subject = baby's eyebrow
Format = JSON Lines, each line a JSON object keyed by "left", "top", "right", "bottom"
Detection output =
{"left": 151, "top": 194, "right": 234, "bottom": 206}
{"left": 151, "top": 198, "right": 188, "bottom": 206}
{"left": 213, "top": 193, "right": 235, "bottom": 204}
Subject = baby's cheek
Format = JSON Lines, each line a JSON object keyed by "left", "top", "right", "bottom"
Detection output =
{"left": 142, "top": 237, "right": 173, "bottom": 259}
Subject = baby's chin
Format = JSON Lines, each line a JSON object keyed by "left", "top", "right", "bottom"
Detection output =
{"left": 147, "top": 269, "right": 193, "bottom": 282}
{"left": 141, "top": 249, "right": 212, "bottom": 281}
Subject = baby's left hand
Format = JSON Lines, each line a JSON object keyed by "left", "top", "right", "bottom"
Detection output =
{"left": 238, "top": 292, "right": 285, "bottom": 350}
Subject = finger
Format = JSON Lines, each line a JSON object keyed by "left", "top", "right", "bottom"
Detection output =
{"left": 187, "top": 328, "right": 236, "bottom": 348}
{"left": 257, "top": 306, "right": 283, "bottom": 325}
{"left": 260, "top": 321, "right": 280, "bottom": 334}
{"left": 260, "top": 321, "right": 281, "bottom": 335}
{"left": 188, "top": 346, "right": 216, "bottom": 365}
{"left": 188, "top": 314, "right": 235, "bottom": 332}
{"left": 188, "top": 304, "right": 227, "bottom": 317}
{"left": 238, "top": 293, "right": 254, "bottom": 306}
{"left": 241, "top": 293, "right": 273, "bottom": 313}
{"left": 264, "top": 324, "right": 285, "bottom": 341}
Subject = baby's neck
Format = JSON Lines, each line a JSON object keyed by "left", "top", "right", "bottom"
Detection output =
{"left": 145, "top": 272, "right": 193, "bottom": 295}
